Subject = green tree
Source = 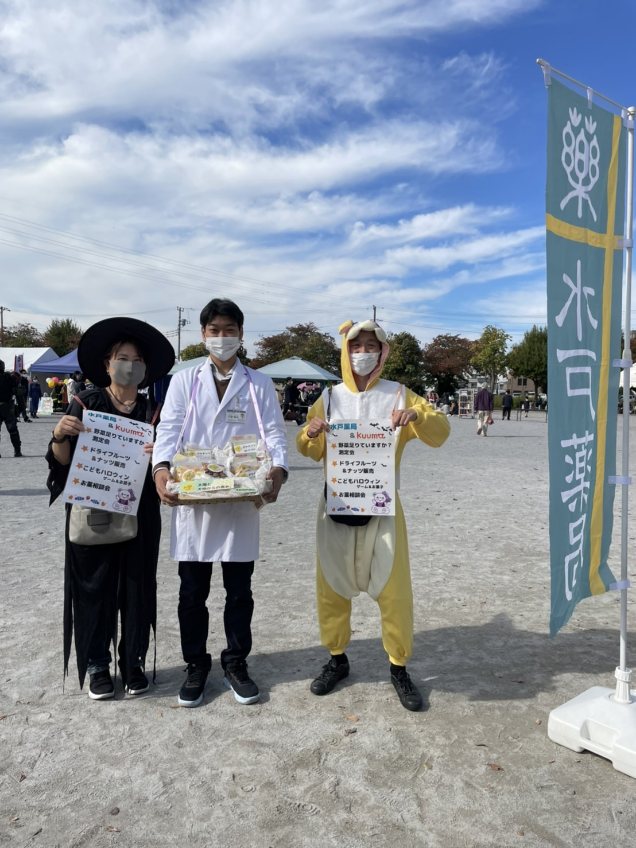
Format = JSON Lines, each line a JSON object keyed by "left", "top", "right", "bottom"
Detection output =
{"left": 251, "top": 323, "right": 340, "bottom": 373}
{"left": 180, "top": 342, "right": 207, "bottom": 361}
{"left": 3, "top": 322, "right": 45, "bottom": 347}
{"left": 421, "top": 334, "right": 475, "bottom": 395}
{"left": 508, "top": 325, "right": 548, "bottom": 396}
{"left": 471, "top": 325, "right": 510, "bottom": 392}
{"left": 383, "top": 332, "right": 425, "bottom": 394}
{"left": 44, "top": 318, "right": 83, "bottom": 356}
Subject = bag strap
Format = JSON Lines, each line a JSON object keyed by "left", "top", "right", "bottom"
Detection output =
{"left": 175, "top": 363, "right": 267, "bottom": 451}
{"left": 242, "top": 367, "right": 267, "bottom": 443}
{"left": 175, "top": 364, "right": 205, "bottom": 451}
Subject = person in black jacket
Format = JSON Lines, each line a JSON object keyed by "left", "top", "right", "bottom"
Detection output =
{"left": 282, "top": 377, "right": 300, "bottom": 418}
{"left": 0, "top": 360, "right": 22, "bottom": 457}
{"left": 502, "top": 389, "right": 513, "bottom": 420}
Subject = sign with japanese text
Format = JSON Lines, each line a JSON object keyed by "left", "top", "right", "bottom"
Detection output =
{"left": 63, "top": 410, "right": 153, "bottom": 517}
{"left": 546, "top": 78, "right": 626, "bottom": 635}
{"left": 325, "top": 419, "right": 395, "bottom": 517}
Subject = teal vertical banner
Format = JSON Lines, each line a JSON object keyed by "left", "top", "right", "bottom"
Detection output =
{"left": 546, "top": 78, "right": 625, "bottom": 636}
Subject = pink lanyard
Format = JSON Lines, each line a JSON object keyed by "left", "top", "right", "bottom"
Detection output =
{"left": 176, "top": 364, "right": 266, "bottom": 450}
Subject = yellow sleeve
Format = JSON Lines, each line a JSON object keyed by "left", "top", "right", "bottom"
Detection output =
{"left": 399, "top": 388, "right": 450, "bottom": 448}
{"left": 296, "top": 396, "right": 327, "bottom": 462}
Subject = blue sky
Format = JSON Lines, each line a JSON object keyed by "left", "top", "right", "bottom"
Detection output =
{"left": 1, "top": 0, "right": 635, "bottom": 355}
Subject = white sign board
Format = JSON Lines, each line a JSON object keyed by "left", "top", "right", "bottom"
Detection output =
{"left": 38, "top": 397, "right": 53, "bottom": 415}
{"left": 325, "top": 419, "right": 395, "bottom": 517}
{"left": 62, "top": 410, "right": 153, "bottom": 517}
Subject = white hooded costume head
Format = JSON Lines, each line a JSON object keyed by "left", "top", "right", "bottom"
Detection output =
{"left": 338, "top": 319, "right": 390, "bottom": 393}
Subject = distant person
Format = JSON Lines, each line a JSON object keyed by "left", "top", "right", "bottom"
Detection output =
{"left": 28, "top": 375, "right": 42, "bottom": 418}
{"left": 51, "top": 382, "right": 65, "bottom": 413}
{"left": 282, "top": 377, "right": 300, "bottom": 419}
{"left": 66, "top": 371, "right": 84, "bottom": 404}
{"left": 474, "top": 383, "right": 493, "bottom": 436}
{"left": 502, "top": 389, "right": 513, "bottom": 421}
{"left": 14, "top": 371, "right": 31, "bottom": 423}
{"left": 0, "top": 360, "right": 22, "bottom": 457}
{"left": 523, "top": 392, "right": 531, "bottom": 417}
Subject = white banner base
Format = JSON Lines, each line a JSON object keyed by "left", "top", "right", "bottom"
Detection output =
{"left": 548, "top": 686, "right": 636, "bottom": 778}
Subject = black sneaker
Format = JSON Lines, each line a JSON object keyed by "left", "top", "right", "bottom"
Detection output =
{"left": 88, "top": 669, "right": 115, "bottom": 700}
{"left": 224, "top": 661, "right": 259, "bottom": 705}
{"left": 14, "top": 450, "right": 22, "bottom": 457}
{"left": 177, "top": 664, "right": 208, "bottom": 708}
{"left": 390, "top": 666, "right": 423, "bottom": 712}
{"left": 125, "top": 667, "right": 149, "bottom": 696}
{"left": 310, "top": 655, "right": 350, "bottom": 696}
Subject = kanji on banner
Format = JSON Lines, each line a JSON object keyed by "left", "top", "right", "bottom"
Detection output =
{"left": 546, "top": 78, "right": 627, "bottom": 635}
{"left": 325, "top": 419, "right": 395, "bottom": 517}
{"left": 62, "top": 410, "right": 153, "bottom": 517}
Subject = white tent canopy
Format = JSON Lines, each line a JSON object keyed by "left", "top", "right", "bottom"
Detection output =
{"left": 169, "top": 355, "right": 207, "bottom": 375}
{"left": 0, "top": 346, "right": 58, "bottom": 372}
{"left": 169, "top": 355, "right": 340, "bottom": 381}
{"left": 257, "top": 357, "right": 340, "bottom": 381}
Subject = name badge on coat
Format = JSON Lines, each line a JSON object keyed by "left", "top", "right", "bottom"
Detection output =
{"left": 226, "top": 408, "right": 247, "bottom": 423}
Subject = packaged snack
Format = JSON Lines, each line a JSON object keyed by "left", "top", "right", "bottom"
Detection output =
{"left": 167, "top": 435, "right": 273, "bottom": 503}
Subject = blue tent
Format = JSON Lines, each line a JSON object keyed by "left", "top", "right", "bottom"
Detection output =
{"left": 30, "top": 348, "right": 80, "bottom": 375}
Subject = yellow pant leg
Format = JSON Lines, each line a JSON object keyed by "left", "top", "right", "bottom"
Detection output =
{"left": 376, "top": 501, "right": 413, "bottom": 665}
{"left": 316, "top": 561, "right": 352, "bottom": 655}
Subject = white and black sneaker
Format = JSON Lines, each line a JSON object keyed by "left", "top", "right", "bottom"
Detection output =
{"left": 224, "top": 661, "right": 260, "bottom": 705}
{"left": 177, "top": 664, "right": 209, "bottom": 708}
{"left": 125, "top": 667, "right": 149, "bottom": 696}
{"left": 88, "top": 669, "right": 115, "bottom": 700}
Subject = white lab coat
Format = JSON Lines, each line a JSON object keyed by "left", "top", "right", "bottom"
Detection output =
{"left": 153, "top": 360, "right": 288, "bottom": 562}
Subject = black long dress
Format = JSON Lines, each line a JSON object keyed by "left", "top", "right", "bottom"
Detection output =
{"left": 46, "top": 388, "right": 161, "bottom": 689}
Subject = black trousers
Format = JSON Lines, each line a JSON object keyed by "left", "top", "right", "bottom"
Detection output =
{"left": 502, "top": 407, "right": 511, "bottom": 420}
{"left": 0, "top": 401, "right": 21, "bottom": 452}
{"left": 178, "top": 561, "right": 254, "bottom": 670}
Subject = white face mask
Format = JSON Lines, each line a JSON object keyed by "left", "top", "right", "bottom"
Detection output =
{"left": 205, "top": 336, "right": 241, "bottom": 362}
{"left": 350, "top": 352, "right": 380, "bottom": 376}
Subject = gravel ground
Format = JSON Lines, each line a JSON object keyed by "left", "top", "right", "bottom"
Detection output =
{"left": 2, "top": 409, "right": 636, "bottom": 848}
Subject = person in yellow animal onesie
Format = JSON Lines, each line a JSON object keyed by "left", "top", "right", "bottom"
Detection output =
{"left": 297, "top": 320, "right": 450, "bottom": 710}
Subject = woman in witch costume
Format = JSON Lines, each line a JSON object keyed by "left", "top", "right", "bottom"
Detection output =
{"left": 46, "top": 318, "right": 175, "bottom": 700}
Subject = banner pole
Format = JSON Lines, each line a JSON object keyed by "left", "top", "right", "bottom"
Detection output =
{"left": 616, "top": 106, "right": 635, "bottom": 701}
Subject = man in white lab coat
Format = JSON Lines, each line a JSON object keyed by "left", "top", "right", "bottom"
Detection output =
{"left": 153, "top": 299, "right": 288, "bottom": 708}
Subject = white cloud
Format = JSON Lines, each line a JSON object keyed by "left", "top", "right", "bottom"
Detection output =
{"left": 0, "top": 0, "right": 549, "bottom": 353}
{"left": 349, "top": 204, "right": 512, "bottom": 247}
{"left": 387, "top": 227, "right": 545, "bottom": 271}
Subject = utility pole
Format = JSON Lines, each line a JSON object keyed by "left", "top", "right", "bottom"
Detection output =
{"left": 0, "top": 306, "right": 10, "bottom": 346}
{"left": 372, "top": 305, "right": 376, "bottom": 321}
{"left": 176, "top": 306, "right": 189, "bottom": 360}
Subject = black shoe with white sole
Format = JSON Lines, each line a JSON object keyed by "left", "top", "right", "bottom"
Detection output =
{"left": 224, "top": 661, "right": 260, "bottom": 705}
{"left": 125, "top": 667, "right": 149, "bottom": 695}
{"left": 178, "top": 664, "right": 209, "bottom": 707}
{"left": 88, "top": 669, "right": 115, "bottom": 700}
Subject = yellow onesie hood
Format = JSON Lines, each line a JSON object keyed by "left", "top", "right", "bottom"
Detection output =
{"left": 338, "top": 319, "right": 390, "bottom": 392}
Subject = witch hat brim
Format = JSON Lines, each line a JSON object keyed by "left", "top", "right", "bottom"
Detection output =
{"left": 77, "top": 317, "right": 175, "bottom": 388}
